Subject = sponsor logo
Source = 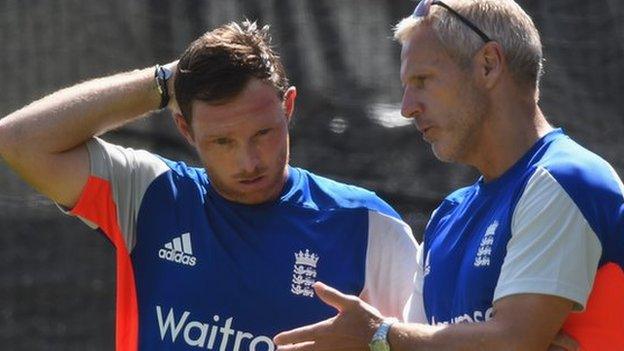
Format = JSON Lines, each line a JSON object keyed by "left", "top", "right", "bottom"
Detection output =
{"left": 158, "top": 232, "right": 197, "bottom": 266}
{"left": 156, "top": 306, "right": 274, "bottom": 351}
{"left": 431, "top": 307, "right": 494, "bottom": 325}
{"left": 474, "top": 221, "right": 498, "bottom": 267}
{"left": 291, "top": 249, "right": 319, "bottom": 297}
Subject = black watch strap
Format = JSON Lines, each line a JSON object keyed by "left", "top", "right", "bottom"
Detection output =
{"left": 154, "top": 64, "right": 173, "bottom": 109}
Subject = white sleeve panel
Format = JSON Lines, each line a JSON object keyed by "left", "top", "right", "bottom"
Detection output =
{"left": 404, "top": 241, "right": 427, "bottom": 323}
{"left": 85, "top": 137, "right": 169, "bottom": 251}
{"left": 494, "top": 167, "right": 602, "bottom": 311}
{"left": 360, "top": 211, "right": 419, "bottom": 321}
{"left": 403, "top": 207, "right": 436, "bottom": 323}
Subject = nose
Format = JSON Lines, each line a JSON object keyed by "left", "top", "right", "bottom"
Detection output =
{"left": 238, "top": 142, "right": 261, "bottom": 174}
{"left": 401, "top": 86, "right": 423, "bottom": 119}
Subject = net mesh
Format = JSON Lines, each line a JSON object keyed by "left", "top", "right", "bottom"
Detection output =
{"left": 0, "top": 0, "right": 622, "bottom": 348}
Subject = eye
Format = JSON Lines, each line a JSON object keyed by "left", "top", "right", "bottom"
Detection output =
{"left": 214, "top": 138, "right": 232, "bottom": 146}
{"left": 415, "top": 76, "right": 427, "bottom": 89}
{"left": 257, "top": 128, "right": 271, "bottom": 136}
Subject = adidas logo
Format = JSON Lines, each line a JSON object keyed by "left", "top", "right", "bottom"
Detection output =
{"left": 158, "top": 232, "right": 197, "bottom": 266}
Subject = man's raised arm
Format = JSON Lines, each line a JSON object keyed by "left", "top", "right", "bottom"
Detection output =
{"left": 0, "top": 63, "right": 174, "bottom": 208}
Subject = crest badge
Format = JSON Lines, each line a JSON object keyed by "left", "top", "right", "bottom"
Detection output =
{"left": 291, "top": 249, "right": 319, "bottom": 297}
{"left": 474, "top": 221, "right": 498, "bottom": 267}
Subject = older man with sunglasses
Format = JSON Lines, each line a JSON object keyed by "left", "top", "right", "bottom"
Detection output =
{"left": 274, "top": 1, "right": 624, "bottom": 350}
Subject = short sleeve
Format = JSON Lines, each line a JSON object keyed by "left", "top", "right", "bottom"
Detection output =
{"left": 493, "top": 167, "right": 602, "bottom": 311}
{"left": 360, "top": 211, "right": 419, "bottom": 321}
{"left": 64, "top": 138, "right": 169, "bottom": 252}
{"left": 404, "top": 240, "right": 427, "bottom": 323}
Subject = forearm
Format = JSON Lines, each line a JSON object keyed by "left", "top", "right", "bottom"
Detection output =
{"left": 0, "top": 65, "right": 165, "bottom": 206}
{"left": 389, "top": 311, "right": 567, "bottom": 351}
{"left": 388, "top": 320, "right": 521, "bottom": 351}
{"left": 0, "top": 66, "right": 160, "bottom": 159}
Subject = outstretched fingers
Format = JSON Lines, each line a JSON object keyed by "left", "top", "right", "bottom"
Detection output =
{"left": 275, "top": 341, "right": 317, "bottom": 351}
{"left": 313, "top": 282, "right": 359, "bottom": 312}
{"left": 274, "top": 317, "right": 336, "bottom": 346}
{"left": 274, "top": 283, "right": 377, "bottom": 351}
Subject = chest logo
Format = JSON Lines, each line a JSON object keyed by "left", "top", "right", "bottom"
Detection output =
{"left": 291, "top": 249, "right": 319, "bottom": 298}
{"left": 474, "top": 221, "right": 498, "bottom": 267}
{"left": 158, "top": 232, "right": 197, "bottom": 267}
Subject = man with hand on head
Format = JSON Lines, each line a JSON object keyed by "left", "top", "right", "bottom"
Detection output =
{"left": 274, "top": 1, "right": 624, "bottom": 350}
{"left": 0, "top": 21, "right": 418, "bottom": 350}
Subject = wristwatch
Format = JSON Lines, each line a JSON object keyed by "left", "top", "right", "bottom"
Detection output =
{"left": 369, "top": 318, "right": 397, "bottom": 351}
{"left": 154, "top": 64, "right": 173, "bottom": 109}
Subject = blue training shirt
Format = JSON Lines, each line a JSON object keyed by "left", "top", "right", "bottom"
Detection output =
{"left": 67, "top": 138, "right": 418, "bottom": 351}
{"left": 406, "top": 129, "right": 624, "bottom": 330}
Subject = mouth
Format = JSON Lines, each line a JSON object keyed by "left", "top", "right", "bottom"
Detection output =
{"left": 419, "top": 126, "right": 436, "bottom": 142}
{"left": 238, "top": 175, "right": 265, "bottom": 185}
{"left": 414, "top": 120, "right": 432, "bottom": 134}
{"left": 416, "top": 123, "right": 431, "bottom": 134}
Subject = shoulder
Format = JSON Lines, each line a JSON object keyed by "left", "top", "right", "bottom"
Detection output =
{"left": 533, "top": 135, "right": 623, "bottom": 224}
{"left": 89, "top": 137, "right": 207, "bottom": 188}
{"left": 292, "top": 168, "right": 401, "bottom": 219}
{"left": 86, "top": 138, "right": 171, "bottom": 186}
{"left": 513, "top": 132, "right": 623, "bottom": 250}
{"left": 537, "top": 134, "right": 622, "bottom": 195}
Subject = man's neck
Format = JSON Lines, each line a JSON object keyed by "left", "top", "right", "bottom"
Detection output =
{"left": 468, "top": 100, "right": 552, "bottom": 182}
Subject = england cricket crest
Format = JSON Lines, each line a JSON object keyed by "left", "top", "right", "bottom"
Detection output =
{"left": 291, "top": 249, "right": 319, "bottom": 297}
{"left": 474, "top": 220, "right": 498, "bottom": 267}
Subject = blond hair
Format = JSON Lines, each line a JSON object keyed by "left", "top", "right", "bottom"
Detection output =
{"left": 394, "top": 0, "right": 543, "bottom": 88}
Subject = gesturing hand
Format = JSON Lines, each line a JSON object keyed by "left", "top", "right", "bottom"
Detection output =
{"left": 274, "top": 282, "right": 386, "bottom": 351}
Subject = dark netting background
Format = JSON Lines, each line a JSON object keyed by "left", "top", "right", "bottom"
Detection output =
{"left": 0, "top": 1, "right": 622, "bottom": 349}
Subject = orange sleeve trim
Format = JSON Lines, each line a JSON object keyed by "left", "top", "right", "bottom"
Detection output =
{"left": 563, "top": 262, "right": 624, "bottom": 351}
{"left": 71, "top": 176, "right": 139, "bottom": 351}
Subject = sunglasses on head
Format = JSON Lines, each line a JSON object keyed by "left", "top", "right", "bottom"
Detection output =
{"left": 412, "top": 0, "right": 492, "bottom": 43}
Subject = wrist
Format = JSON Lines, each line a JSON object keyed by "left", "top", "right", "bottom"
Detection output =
{"left": 154, "top": 64, "right": 173, "bottom": 109}
{"left": 369, "top": 318, "right": 398, "bottom": 351}
{"left": 163, "top": 60, "right": 178, "bottom": 98}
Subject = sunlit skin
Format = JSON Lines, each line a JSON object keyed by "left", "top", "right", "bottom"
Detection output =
{"left": 174, "top": 79, "right": 297, "bottom": 205}
{"left": 400, "top": 25, "right": 490, "bottom": 164}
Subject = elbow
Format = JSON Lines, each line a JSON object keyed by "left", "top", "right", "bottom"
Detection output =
{"left": 0, "top": 118, "right": 9, "bottom": 157}
{"left": 0, "top": 116, "right": 20, "bottom": 161}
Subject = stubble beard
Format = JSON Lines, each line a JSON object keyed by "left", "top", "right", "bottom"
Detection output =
{"left": 206, "top": 145, "right": 290, "bottom": 205}
{"left": 436, "top": 80, "right": 489, "bottom": 164}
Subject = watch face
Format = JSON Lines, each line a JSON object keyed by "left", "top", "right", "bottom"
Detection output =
{"left": 161, "top": 66, "right": 173, "bottom": 80}
{"left": 369, "top": 339, "right": 390, "bottom": 351}
{"left": 157, "top": 66, "right": 172, "bottom": 81}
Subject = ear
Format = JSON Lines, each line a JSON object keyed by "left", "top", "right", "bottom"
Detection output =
{"left": 475, "top": 41, "right": 504, "bottom": 89}
{"left": 282, "top": 86, "right": 297, "bottom": 122}
{"left": 173, "top": 112, "right": 196, "bottom": 146}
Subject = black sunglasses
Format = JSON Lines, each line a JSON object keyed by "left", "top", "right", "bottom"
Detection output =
{"left": 412, "top": 0, "right": 492, "bottom": 43}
